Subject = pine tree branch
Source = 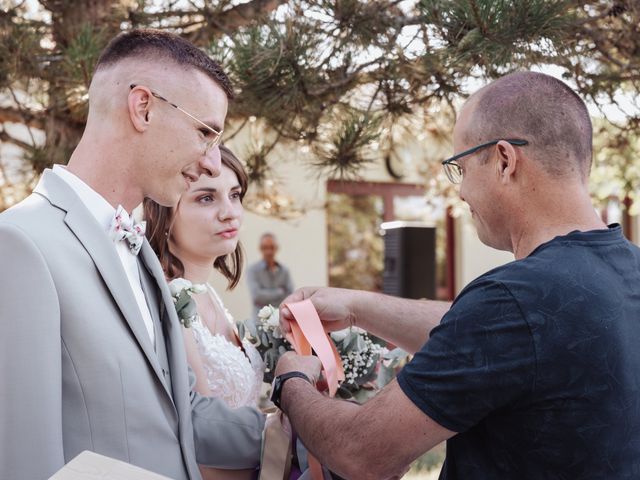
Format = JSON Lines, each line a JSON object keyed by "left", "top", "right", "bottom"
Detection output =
{"left": 0, "top": 106, "right": 45, "bottom": 130}
{"left": 395, "top": 15, "right": 427, "bottom": 28}
{"left": 306, "top": 57, "right": 386, "bottom": 96}
{"left": 6, "top": 86, "right": 39, "bottom": 147}
{"left": 223, "top": 117, "right": 249, "bottom": 142}
{"left": 214, "top": 0, "right": 288, "bottom": 31}
{"left": 0, "top": 129, "right": 33, "bottom": 152}
{"left": 0, "top": 160, "right": 8, "bottom": 181}
{"left": 575, "top": 2, "right": 628, "bottom": 26}
{"left": 468, "top": 0, "right": 489, "bottom": 38}
{"left": 581, "top": 24, "right": 639, "bottom": 71}
{"left": 127, "top": 9, "right": 205, "bottom": 25}
{"left": 129, "top": 0, "right": 287, "bottom": 37}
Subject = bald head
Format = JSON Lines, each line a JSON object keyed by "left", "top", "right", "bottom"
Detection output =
{"left": 464, "top": 71, "right": 592, "bottom": 178}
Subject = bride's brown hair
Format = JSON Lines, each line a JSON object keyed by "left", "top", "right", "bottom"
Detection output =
{"left": 143, "top": 145, "right": 248, "bottom": 289}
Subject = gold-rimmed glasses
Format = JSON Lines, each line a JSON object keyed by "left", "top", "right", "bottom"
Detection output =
{"left": 130, "top": 84, "right": 223, "bottom": 152}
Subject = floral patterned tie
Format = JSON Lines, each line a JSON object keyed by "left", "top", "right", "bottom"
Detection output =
{"left": 109, "top": 205, "right": 146, "bottom": 255}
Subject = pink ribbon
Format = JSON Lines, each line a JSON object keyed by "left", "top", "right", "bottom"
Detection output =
{"left": 284, "top": 300, "right": 345, "bottom": 396}
{"left": 283, "top": 299, "right": 346, "bottom": 480}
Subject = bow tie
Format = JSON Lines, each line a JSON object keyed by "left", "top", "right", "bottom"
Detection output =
{"left": 109, "top": 205, "right": 146, "bottom": 255}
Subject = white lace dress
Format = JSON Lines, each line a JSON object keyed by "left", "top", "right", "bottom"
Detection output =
{"left": 190, "top": 285, "right": 264, "bottom": 408}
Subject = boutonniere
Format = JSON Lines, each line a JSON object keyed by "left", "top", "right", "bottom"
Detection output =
{"left": 168, "top": 278, "right": 206, "bottom": 328}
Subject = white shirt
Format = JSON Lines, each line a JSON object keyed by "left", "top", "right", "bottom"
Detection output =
{"left": 52, "top": 165, "right": 156, "bottom": 346}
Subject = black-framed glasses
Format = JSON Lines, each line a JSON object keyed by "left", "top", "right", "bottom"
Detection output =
{"left": 441, "top": 138, "right": 529, "bottom": 184}
{"left": 129, "top": 84, "right": 223, "bottom": 152}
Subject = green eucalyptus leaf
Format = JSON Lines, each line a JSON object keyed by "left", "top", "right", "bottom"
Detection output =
{"left": 174, "top": 290, "right": 191, "bottom": 311}
{"left": 180, "top": 301, "right": 197, "bottom": 320}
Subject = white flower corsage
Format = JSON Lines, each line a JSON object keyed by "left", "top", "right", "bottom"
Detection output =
{"left": 168, "top": 278, "right": 206, "bottom": 328}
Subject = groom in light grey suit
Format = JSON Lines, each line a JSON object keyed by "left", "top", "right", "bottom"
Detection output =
{"left": 0, "top": 30, "right": 265, "bottom": 479}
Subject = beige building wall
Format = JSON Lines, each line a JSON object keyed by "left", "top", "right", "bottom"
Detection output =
{"left": 454, "top": 211, "right": 514, "bottom": 293}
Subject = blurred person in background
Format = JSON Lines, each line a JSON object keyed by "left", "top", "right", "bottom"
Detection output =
{"left": 247, "top": 233, "right": 294, "bottom": 318}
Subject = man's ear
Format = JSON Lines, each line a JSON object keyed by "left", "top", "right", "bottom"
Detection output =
{"left": 128, "top": 86, "right": 152, "bottom": 132}
{"left": 495, "top": 141, "right": 518, "bottom": 184}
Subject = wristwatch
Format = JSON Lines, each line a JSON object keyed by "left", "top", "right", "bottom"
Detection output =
{"left": 271, "top": 371, "right": 311, "bottom": 410}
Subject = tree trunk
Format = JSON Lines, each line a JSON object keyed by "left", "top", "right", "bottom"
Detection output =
{"left": 39, "top": 0, "right": 125, "bottom": 167}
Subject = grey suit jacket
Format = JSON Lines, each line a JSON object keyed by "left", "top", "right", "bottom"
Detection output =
{"left": 0, "top": 170, "right": 265, "bottom": 480}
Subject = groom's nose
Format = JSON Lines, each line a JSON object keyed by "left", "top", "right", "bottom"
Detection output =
{"left": 199, "top": 145, "right": 222, "bottom": 178}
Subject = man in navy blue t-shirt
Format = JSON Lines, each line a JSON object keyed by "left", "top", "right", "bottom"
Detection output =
{"left": 273, "top": 71, "right": 640, "bottom": 479}
{"left": 397, "top": 224, "right": 640, "bottom": 478}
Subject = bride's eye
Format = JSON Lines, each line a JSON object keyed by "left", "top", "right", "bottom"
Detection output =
{"left": 198, "top": 195, "right": 214, "bottom": 204}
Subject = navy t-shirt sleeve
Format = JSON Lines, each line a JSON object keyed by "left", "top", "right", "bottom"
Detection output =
{"left": 397, "top": 279, "right": 536, "bottom": 433}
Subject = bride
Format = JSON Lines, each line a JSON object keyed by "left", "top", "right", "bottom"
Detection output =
{"left": 144, "top": 145, "right": 264, "bottom": 480}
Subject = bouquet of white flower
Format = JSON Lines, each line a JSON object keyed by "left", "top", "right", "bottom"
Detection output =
{"left": 329, "top": 326, "right": 386, "bottom": 399}
{"left": 168, "top": 278, "right": 206, "bottom": 328}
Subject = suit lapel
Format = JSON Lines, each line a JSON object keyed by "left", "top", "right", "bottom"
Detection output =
{"left": 34, "top": 171, "right": 168, "bottom": 399}
{"left": 139, "top": 242, "right": 192, "bottom": 405}
{"left": 137, "top": 249, "right": 173, "bottom": 399}
{"left": 139, "top": 242, "right": 198, "bottom": 475}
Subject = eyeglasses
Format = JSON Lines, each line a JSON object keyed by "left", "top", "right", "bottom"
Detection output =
{"left": 129, "top": 84, "right": 223, "bottom": 152}
{"left": 441, "top": 139, "right": 528, "bottom": 184}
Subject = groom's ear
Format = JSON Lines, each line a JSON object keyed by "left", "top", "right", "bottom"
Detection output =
{"left": 128, "top": 85, "right": 152, "bottom": 133}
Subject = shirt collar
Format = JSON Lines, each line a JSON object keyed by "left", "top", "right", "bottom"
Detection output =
{"left": 52, "top": 164, "right": 125, "bottom": 232}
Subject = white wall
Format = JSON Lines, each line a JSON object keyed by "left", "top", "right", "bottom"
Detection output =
{"left": 454, "top": 210, "right": 514, "bottom": 293}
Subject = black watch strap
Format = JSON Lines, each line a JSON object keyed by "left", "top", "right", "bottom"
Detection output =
{"left": 271, "top": 371, "right": 311, "bottom": 410}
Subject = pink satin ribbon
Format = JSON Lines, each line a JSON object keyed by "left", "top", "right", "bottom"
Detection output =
{"left": 284, "top": 299, "right": 346, "bottom": 480}
{"left": 284, "top": 300, "right": 345, "bottom": 395}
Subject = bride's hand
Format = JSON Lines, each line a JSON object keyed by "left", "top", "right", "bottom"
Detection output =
{"left": 279, "top": 287, "right": 358, "bottom": 334}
